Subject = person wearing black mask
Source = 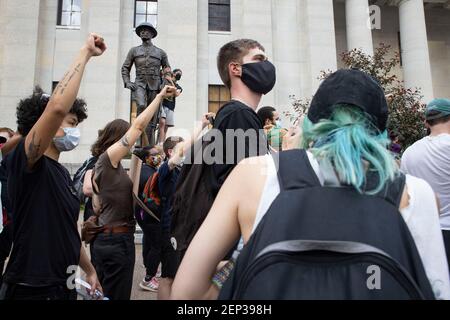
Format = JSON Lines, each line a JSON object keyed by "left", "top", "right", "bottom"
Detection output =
{"left": 165, "top": 39, "right": 274, "bottom": 298}
{"left": 208, "top": 38, "right": 274, "bottom": 196}
{"left": 158, "top": 69, "right": 183, "bottom": 144}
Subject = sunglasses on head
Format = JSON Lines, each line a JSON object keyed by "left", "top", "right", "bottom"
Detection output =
{"left": 40, "top": 93, "right": 51, "bottom": 103}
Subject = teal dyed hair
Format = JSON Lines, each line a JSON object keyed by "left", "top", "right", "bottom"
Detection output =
{"left": 302, "top": 104, "right": 398, "bottom": 195}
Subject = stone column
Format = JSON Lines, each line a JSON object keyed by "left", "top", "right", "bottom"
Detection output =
{"left": 241, "top": 0, "right": 275, "bottom": 106}
{"left": 398, "top": 0, "right": 434, "bottom": 102}
{"left": 345, "top": 0, "right": 374, "bottom": 55}
{"left": 305, "top": 0, "right": 338, "bottom": 94}
{"left": 196, "top": 0, "right": 209, "bottom": 119}
{"left": 271, "top": 0, "right": 301, "bottom": 111}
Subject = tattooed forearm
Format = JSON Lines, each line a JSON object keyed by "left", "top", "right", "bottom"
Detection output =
{"left": 56, "top": 63, "right": 82, "bottom": 96}
{"left": 27, "top": 131, "right": 42, "bottom": 165}
{"left": 121, "top": 134, "right": 131, "bottom": 148}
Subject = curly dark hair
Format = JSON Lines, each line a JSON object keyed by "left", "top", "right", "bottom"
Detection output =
{"left": 257, "top": 106, "right": 276, "bottom": 125}
{"left": 16, "top": 86, "right": 88, "bottom": 136}
{"left": 90, "top": 119, "right": 130, "bottom": 157}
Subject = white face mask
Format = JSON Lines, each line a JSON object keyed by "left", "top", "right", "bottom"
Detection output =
{"left": 53, "top": 127, "right": 80, "bottom": 152}
{"left": 275, "top": 120, "right": 282, "bottom": 128}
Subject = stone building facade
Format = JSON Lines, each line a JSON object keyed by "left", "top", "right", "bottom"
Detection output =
{"left": 0, "top": 0, "right": 449, "bottom": 164}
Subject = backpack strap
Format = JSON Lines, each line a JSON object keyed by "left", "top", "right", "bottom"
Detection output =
{"left": 273, "top": 149, "right": 322, "bottom": 191}
{"left": 372, "top": 173, "right": 406, "bottom": 208}
{"left": 274, "top": 149, "right": 406, "bottom": 208}
{"left": 317, "top": 157, "right": 341, "bottom": 187}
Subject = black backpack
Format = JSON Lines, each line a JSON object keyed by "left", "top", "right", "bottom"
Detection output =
{"left": 73, "top": 156, "right": 97, "bottom": 204}
{"left": 219, "top": 149, "right": 435, "bottom": 300}
{"left": 170, "top": 101, "right": 267, "bottom": 255}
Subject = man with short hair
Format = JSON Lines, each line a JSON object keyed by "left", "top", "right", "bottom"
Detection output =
{"left": 401, "top": 98, "right": 450, "bottom": 268}
{"left": 167, "top": 39, "right": 274, "bottom": 297}
{"left": 210, "top": 39, "right": 273, "bottom": 195}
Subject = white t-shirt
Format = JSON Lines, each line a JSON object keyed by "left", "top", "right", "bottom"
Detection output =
{"left": 401, "top": 134, "right": 450, "bottom": 230}
{"left": 252, "top": 153, "right": 450, "bottom": 300}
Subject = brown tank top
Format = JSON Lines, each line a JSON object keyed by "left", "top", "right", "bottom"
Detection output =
{"left": 92, "top": 152, "right": 136, "bottom": 228}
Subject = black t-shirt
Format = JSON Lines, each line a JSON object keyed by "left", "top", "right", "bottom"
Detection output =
{"left": 209, "top": 100, "right": 268, "bottom": 196}
{"left": 3, "top": 139, "right": 81, "bottom": 286}
{"left": 163, "top": 83, "right": 182, "bottom": 111}
{"left": 0, "top": 154, "right": 11, "bottom": 218}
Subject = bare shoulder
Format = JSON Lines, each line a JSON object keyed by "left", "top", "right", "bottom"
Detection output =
{"left": 231, "top": 155, "right": 270, "bottom": 194}
{"left": 238, "top": 155, "right": 269, "bottom": 175}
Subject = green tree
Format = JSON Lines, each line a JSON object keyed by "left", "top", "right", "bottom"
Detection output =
{"left": 286, "top": 44, "right": 427, "bottom": 150}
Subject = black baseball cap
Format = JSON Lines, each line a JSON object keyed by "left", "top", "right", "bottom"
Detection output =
{"left": 308, "top": 69, "right": 388, "bottom": 132}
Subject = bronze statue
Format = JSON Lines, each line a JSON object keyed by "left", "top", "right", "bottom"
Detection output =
{"left": 122, "top": 22, "right": 171, "bottom": 145}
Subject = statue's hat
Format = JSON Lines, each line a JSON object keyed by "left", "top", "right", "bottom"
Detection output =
{"left": 135, "top": 22, "right": 157, "bottom": 38}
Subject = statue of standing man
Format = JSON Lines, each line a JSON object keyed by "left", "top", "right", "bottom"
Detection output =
{"left": 122, "top": 22, "right": 171, "bottom": 145}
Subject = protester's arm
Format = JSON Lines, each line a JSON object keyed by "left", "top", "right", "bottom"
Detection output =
{"left": 167, "top": 145, "right": 183, "bottom": 171}
{"left": 79, "top": 245, "right": 103, "bottom": 296}
{"left": 170, "top": 162, "right": 249, "bottom": 299}
{"left": 167, "top": 113, "right": 212, "bottom": 171}
{"left": 281, "top": 127, "right": 301, "bottom": 151}
{"left": 0, "top": 133, "right": 22, "bottom": 156}
{"left": 83, "top": 169, "right": 93, "bottom": 197}
{"left": 24, "top": 33, "right": 106, "bottom": 169}
{"left": 106, "top": 85, "right": 176, "bottom": 168}
{"left": 172, "top": 112, "right": 213, "bottom": 165}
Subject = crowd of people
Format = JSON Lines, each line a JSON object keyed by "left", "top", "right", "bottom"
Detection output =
{"left": 0, "top": 31, "right": 449, "bottom": 300}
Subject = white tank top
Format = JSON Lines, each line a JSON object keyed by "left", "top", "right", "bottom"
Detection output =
{"left": 251, "top": 153, "right": 450, "bottom": 300}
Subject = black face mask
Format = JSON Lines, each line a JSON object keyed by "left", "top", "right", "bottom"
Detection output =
{"left": 241, "top": 60, "right": 276, "bottom": 95}
{"left": 175, "top": 73, "right": 181, "bottom": 81}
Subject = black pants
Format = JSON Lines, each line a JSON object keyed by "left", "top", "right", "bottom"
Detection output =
{"left": 141, "top": 222, "right": 162, "bottom": 279}
{"left": 0, "top": 222, "right": 13, "bottom": 285}
{"left": 91, "top": 233, "right": 135, "bottom": 300}
{"left": 442, "top": 230, "right": 450, "bottom": 271}
{"left": 161, "top": 232, "right": 180, "bottom": 279}
{"left": 0, "top": 283, "right": 76, "bottom": 300}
